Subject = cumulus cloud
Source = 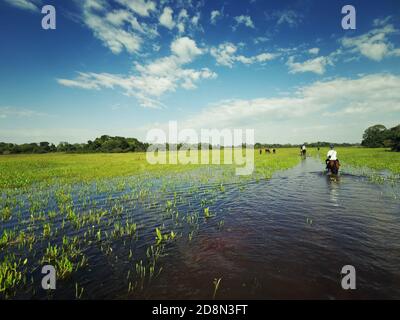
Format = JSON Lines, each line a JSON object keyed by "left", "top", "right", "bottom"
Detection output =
{"left": 191, "top": 13, "right": 200, "bottom": 27}
{"left": 159, "top": 6, "right": 175, "bottom": 30}
{"left": 170, "top": 37, "right": 202, "bottom": 63}
{"left": 287, "top": 56, "right": 333, "bottom": 75}
{"left": 81, "top": 0, "right": 148, "bottom": 54}
{"left": 3, "top": 0, "right": 39, "bottom": 12}
{"left": 57, "top": 37, "right": 216, "bottom": 108}
{"left": 210, "top": 10, "right": 221, "bottom": 25}
{"left": 115, "top": 0, "right": 156, "bottom": 17}
{"left": 308, "top": 48, "right": 320, "bottom": 55}
{"left": 234, "top": 15, "right": 255, "bottom": 29}
{"left": 210, "top": 43, "right": 238, "bottom": 67}
{"left": 158, "top": 6, "right": 200, "bottom": 34}
{"left": 210, "top": 42, "right": 277, "bottom": 68}
{"left": 341, "top": 23, "right": 400, "bottom": 61}
{"left": 180, "top": 73, "right": 400, "bottom": 133}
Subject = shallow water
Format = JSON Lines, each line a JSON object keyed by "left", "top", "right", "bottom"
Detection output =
{"left": 135, "top": 158, "right": 400, "bottom": 299}
{"left": 2, "top": 158, "right": 400, "bottom": 299}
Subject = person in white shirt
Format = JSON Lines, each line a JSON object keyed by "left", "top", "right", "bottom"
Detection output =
{"left": 301, "top": 144, "right": 307, "bottom": 157}
{"left": 327, "top": 148, "right": 337, "bottom": 161}
{"left": 326, "top": 144, "right": 340, "bottom": 174}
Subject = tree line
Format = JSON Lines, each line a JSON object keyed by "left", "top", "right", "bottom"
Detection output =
{"left": 1, "top": 124, "right": 399, "bottom": 155}
{"left": 361, "top": 124, "right": 400, "bottom": 151}
{"left": 254, "top": 142, "right": 359, "bottom": 149}
{"left": 0, "top": 135, "right": 149, "bottom": 155}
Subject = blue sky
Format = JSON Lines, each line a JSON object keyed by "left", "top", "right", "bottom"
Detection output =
{"left": 0, "top": 0, "right": 399, "bottom": 144}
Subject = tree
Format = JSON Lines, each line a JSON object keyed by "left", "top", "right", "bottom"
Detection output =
{"left": 361, "top": 124, "right": 388, "bottom": 147}
{"left": 389, "top": 125, "right": 400, "bottom": 151}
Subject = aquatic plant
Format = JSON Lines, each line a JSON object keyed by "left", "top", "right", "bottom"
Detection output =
{"left": 0, "top": 229, "right": 16, "bottom": 249}
{"left": 155, "top": 227, "right": 163, "bottom": 244}
{"left": 0, "top": 255, "right": 27, "bottom": 298}
{"left": 1, "top": 206, "right": 12, "bottom": 221}
{"left": 43, "top": 223, "right": 52, "bottom": 238}
{"left": 204, "top": 207, "right": 212, "bottom": 218}
{"left": 41, "top": 238, "right": 86, "bottom": 280}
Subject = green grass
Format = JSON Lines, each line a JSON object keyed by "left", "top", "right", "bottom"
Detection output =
{"left": 0, "top": 153, "right": 171, "bottom": 189}
{"left": 316, "top": 147, "right": 400, "bottom": 175}
{"left": 254, "top": 148, "right": 301, "bottom": 178}
{"left": 1, "top": 147, "right": 397, "bottom": 190}
{"left": 0, "top": 149, "right": 301, "bottom": 190}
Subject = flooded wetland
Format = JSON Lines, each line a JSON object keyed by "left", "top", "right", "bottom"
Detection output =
{"left": 1, "top": 148, "right": 400, "bottom": 299}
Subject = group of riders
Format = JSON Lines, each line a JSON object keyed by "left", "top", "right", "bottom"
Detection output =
{"left": 300, "top": 144, "right": 340, "bottom": 175}
{"left": 259, "top": 144, "right": 340, "bottom": 175}
{"left": 259, "top": 148, "right": 276, "bottom": 154}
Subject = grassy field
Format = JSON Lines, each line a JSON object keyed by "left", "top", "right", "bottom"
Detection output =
{"left": 0, "top": 148, "right": 301, "bottom": 190}
{"left": 1, "top": 147, "right": 399, "bottom": 190}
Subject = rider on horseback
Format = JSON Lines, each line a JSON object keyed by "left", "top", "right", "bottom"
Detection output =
{"left": 301, "top": 144, "right": 307, "bottom": 157}
{"left": 326, "top": 144, "right": 340, "bottom": 174}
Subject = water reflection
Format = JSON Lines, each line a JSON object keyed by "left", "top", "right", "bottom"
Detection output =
{"left": 326, "top": 173, "right": 341, "bottom": 207}
{"left": 145, "top": 158, "right": 400, "bottom": 299}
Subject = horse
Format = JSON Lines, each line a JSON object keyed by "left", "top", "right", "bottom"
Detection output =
{"left": 326, "top": 160, "right": 340, "bottom": 175}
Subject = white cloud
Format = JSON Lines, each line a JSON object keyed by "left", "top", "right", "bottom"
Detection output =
{"left": 273, "top": 10, "right": 302, "bottom": 27}
{"left": 178, "top": 8, "right": 189, "bottom": 21}
{"left": 175, "top": 9, "right": 189, "bottom": 33}
{"left": 191, "top": 13, "right": 200, "bottom": 27}
{"left": 3, "top": 0, "right": 39, "bottom": 12}
{"left": 158, "top": 7, "right": 199, "bottom": 34}
{"left": 170, "top": 37, "right": 202, "bottom": 63}
{"left": 104, "top": 9, "right": 157, "bottom": 37}
{"left": 0, "top": 106, "right": 50, "bottom": 118}
{"left": 253, "top": 36, "right": 269, "bottom": 44}
{"left": 81, "top": 0, "right": 144, "bottom": 54}
{"left": 210, "top": 10, "right": 221, "bottom": 25}
{"left": 0, "top": 128, "right": 106, "bottom": 144}
{"left": 234, "top": 15, "right": 255, "bottom": 29}
{"left": 255, "top": 53, "right": 276, "bottom": 62}
{"left": 287, "top": 56, "right": 333, "bottom": 75}
{"left": 210, "top": 42, "right": 277, "bottom": 68}
{"left": 341, "top": 24, "right": 400, "bottom": 61}
{"left": 210, "top": 43, "right": 238, "bottom": 67}
{"left": 115, "top": 0, "right": 156, "bottom": 17}
{"left": 178, "top": 73, "right": 400, "bottom": 141}
{"left": 58, "top": 37, "right": 216, "bottom": 108}
{"left": 373, "top": 16, "right": 392, "bottom": 27}
{"left": 308, "top": 48, "right": 320, "bottom": 55}
{"left": 159, "top": 6, "right": 175, "bottom": 30}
